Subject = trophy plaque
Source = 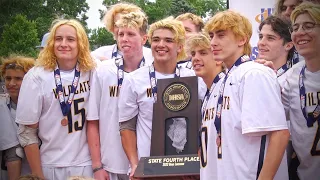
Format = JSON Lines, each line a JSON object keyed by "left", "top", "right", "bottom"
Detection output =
{"left": 135, "top": 76, "right": 201, "bottom": 180}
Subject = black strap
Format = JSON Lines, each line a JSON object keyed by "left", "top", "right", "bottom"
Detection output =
{"left": 256, "top": 135, "right": 266, "bottom": 179}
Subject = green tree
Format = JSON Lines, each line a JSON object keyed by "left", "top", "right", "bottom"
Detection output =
{"left": 89, "top": 27, "right": 115, "bottom": 50}
{"left": 0, "top": 14, "right": 39, "bottom": 57}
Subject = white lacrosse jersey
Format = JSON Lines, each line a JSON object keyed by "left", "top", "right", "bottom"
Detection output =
{"left": 177, "top": 59, "right": 193, "bottom": 69}
{"left": 216, "top": 61, "right": 288, "bottom": 180}
{"left": 118, "top": 65, "right": 206, "bottom": 159}
{"left": 200, "top": 77, "right": 224, "bottom": 180}
{"left": 91, "top": 44, "right": 154, "bottom": 62}
{"left": 87, "top": 56, "right": 153, "bottom": 174}
{"left": 0, "top": 94, "right": 19, "bottom": 151}
{"left": 16, "top": 67, "right": 92, "bottom": 167}
{"left": 0, "top": 94, "right": 31, "bottom": 175}
{"left": 282, "top": 61, "right": 320, "bottom": 180}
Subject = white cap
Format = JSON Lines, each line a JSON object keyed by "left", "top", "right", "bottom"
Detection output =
{"left": 36, "top": 32, "right": 50, "bottom": 48}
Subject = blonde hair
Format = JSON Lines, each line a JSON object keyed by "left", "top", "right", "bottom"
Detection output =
{"left": 186, "top": 33, "right": 225, "bottom": 71}
{"left": 116, "top": 11, "right": 148, "bottom": 34}
{"left": 204, "top": 10, "right": 252, "bottom": 55}
{"left": 18, "top": 174, "right": 44, "bottom": 180}
{"left": 185, "top": 32, "right": 211, "bottom": 54}
{"left": 176, "top": 13, "right": 204, "bottom": 32}
{"left": 36, "top": 19, "right": 95, "bottom": 72}
{"left": 103, "top": 3, "right": 142, "bottom": 34}
{"left": 67, "top": 176, "right": 95, "bottom": 180}
{"left": 291, "top": 2, "right": 320, "bottom": 24}
{"left": 1, "top": 55, "right": 35, "bottom": 77}
{"left": 148, "top": 17, "right": 187, "bottom": 61}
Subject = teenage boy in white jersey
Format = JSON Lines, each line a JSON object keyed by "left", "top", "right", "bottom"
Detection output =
{"left": 15, "top": 19, "right": 96, "bottom": 179}
{"left": 175, "top": 13, "right": 204, "bottom": 69}
{"left": 184, "top": 33, "right": 225, "bottom": 180}
{"left": 258, "top": 15, "right": 296, "bottom": 86}
{"left": 118, "top": 17, "right": 206, "bottom": 179}
{"left": 91, "top": 3, "right": 153, "bottom": 61}
{"left": 204, "top": 10, "right": 290, "bottom": 180}
{"left": 0, "top": 56, "right": 34, "bottom": 180}
{"left": 282, "top": 2, "right": 320, "bottom": 179}
{"left": 87, "top": 11, "right": 152, "bottom": 180}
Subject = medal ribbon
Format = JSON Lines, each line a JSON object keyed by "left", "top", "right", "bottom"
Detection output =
{"left": 299, "top": 65, "right": 320, "bottom": 127}
{"left": 115, "top": 56, "right": 145, "bottom": 88}
{"left": 277, "top": 61, "right": 291, "bottom": 77}
{"left": 148, "top": 63, "right": 180, "bottom": 102}
{"left": 214, "top": 55, "right": 252, "bottom": 158}
{"left": 111, "top": 45, "right": 119, "bottom": 59}
{"left": 54, "top": 63, "right": 81, "bottom": 117}
{"left": 201, "top": 72, "right": 225, "bottom": 120}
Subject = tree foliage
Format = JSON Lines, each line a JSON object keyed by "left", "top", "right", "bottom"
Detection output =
{"left": 0, "top": 14, "right": 39, "bottom": 57}
{"left": 0, "top": 0, "right": 89, "bottom": 58}
{"left": 89, "top": 27, "right": 115, "bottom": 50}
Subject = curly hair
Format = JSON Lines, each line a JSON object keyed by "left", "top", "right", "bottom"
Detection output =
{"left": 176, "top": 13, "right": 204, "bottom": 32}
{"left": 115, "top": 11, "right": 148, "bottom": 34}
{"left": 103, "top": 3, "right": 142, "bottom": 34}
{"left": 36, "top": 19, "right": 95, "bottom": 72}
{"left": 204, "top": 10, "right": 252, "bottom": 56}
{"left": 0, "top": 55, "right": 35, "bottom": 77}
{"left": 148, "top": 17, "right": 187, "bottom": 61}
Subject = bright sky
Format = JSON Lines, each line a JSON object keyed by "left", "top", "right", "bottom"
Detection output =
{"left": 86, "top": 0, "right": 105, "bottom": 29}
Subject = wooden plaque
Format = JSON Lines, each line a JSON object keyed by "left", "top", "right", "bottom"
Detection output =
{"left": 135, "top": 76, "right": 201, "bottom": 179}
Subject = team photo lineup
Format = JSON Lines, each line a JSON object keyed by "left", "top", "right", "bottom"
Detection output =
{"left": 0, "top": 0, "right": 319, "bottom": 180}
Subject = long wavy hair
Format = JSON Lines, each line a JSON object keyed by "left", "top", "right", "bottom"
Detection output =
{"left": 36, "top": 19, "right": 95, "bottom": 72}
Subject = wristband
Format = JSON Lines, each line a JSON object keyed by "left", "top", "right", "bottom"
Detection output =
{"left": 93, "top": 166, "right": 103, "bottom": 173}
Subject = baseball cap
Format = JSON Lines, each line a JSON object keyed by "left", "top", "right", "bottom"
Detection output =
{"left": 36, "top": 32, "right": 50, "bottom": 48}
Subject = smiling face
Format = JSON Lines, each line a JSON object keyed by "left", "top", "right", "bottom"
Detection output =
{"left": 4, "top": 68, "right": 25, "bottom": 102}
{"left": 118, "top": 26, "right": 147, "bottom": 59}
{"left": 258, "top": 24, "right": 292, "bottom": 63}
{"left": 151, "top": 28, "right": 182, "bottom": 63}
{"left": 191, "top": 47, "right": 220, "bottom": 78}
{"left": 54, "top": 24, "right": 79, "bottom": 70}
{"left": 291, "top": 13, "right": 320, "bottom": 58}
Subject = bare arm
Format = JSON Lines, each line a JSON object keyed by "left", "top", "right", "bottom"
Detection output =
{"left": 87, "top": 120, "right": 109, "bottom": 180}
{"left": 120, "top": 129, "right": 138, "bottom": 177}
{"left": 24, "top": 123, "right": 44, "bottom": 178}
{"left": 258, "top": 129, "right": 290, "bottom": 180}
{"left": 87, "top": 120, "right": 103, "bottom": 168}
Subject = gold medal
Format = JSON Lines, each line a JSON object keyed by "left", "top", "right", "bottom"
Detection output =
{"left": 61, "top": 117, "right": 68, "bottom": 126}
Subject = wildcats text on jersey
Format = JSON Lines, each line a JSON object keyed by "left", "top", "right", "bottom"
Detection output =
{"left": 109, "top": 85, "right": 120, "bottom": 97}
{"left": 223, "top": 96, "right": 230, "bottom": 110}
{"left": 306, "top": 91, "right": 320, "bottom": 107}
{"left": 52, "top": 81, "right": 90, "bottom": 99}
{"left": 203, "top": 108, "right": 215, "bottom": 121}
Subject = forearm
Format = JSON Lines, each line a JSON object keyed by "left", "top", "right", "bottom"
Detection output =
{"left": 87, "top": 120, "right": 103, "bottom": 168}
{"left": 258, "top": 129, "right": 290, "bottom": 180}
{"left": 24, "top": 144, "right": 44, "bottom": 178}
{"left": 120, "top": 129, "right": 139, "bottom": 166}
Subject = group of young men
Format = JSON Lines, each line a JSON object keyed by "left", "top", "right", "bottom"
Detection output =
{"left": 0, "top": 0, "right": 319, "bottom": 180}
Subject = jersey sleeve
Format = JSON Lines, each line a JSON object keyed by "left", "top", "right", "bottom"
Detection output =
{"left": 15, "top": 69, "right": 43, "bottom": 125}
{"left": 240, "top": 69, "right": 288, "bottom": 135}
{"left": 0, "top": 100, "right": 19, "bottom": 150}
{"left": 86, "top": 69, "right": 101, "bottom": 121}
{"left": 197, "top": 77, "right": 207, "bottom": 100}
{"left": 281, "top": 74, "right": 292, "bottom": 121}
{"left": 118, "top": 76, "right": 138, "bottom": 122}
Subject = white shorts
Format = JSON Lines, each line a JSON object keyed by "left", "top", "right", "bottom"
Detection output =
{"left": 108, "top": 171, "right": 129, "bottom": 180}
{"left": 42, "top": 166, "right": 93, "bottom": 180}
